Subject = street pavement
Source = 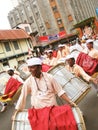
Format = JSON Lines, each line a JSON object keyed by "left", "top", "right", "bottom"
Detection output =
{"left": 0, "top": 87, "right": 98, "bottom": 130}
{"left": 78, "top": 87, "right": 98, "bottom": 130}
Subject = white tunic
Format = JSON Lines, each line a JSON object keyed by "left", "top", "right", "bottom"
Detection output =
{"left": 15, "top": 72, "right": 65, "bottom": 110}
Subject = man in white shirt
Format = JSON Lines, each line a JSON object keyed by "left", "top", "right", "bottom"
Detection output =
{"left": 82, "top": 39, "right": 98, "bottom": 59}
{"left": 65, "top": 55, "right": 95, "bottom": 82}
{"left": 43, "top": 49, "right": 57, "bottom": 67}
{"left": 7, "top": 68, "right": 24, "bottom": 84}
{"left": 65, "top": 54, "right": 98, "bottom": 95}
{"left": 13, "top": 57, "right": 76, "bottom": 115}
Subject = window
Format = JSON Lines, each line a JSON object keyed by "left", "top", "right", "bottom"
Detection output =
{"left": 29, "top": 16, "right": 33, "bottom": 21}
{"left": 16, "top": 14, "right": 19, "bottom": 20}
{"left": 33, "top": 4, "right": 37, "bottom": 8}
{"left": 13, "top": 41, "right": 19, "bottom": 50}
{"left": 24, "top": 20, "right": 27, "bottom": 23}
{"left": 4, "top": 42, "right": 11, "bottom": 52}
{"left": 52, "top": 6, "right": 58, "bottom": 12}
{"left": 43, "top": 32, "right": 47, "bottom": 35}
{"left": 35, "top": 12, "right": 40, "bottom": 19}
{"left": 57, "top": 18, "right": 62, "bottom": 25}
{"left": 59, "top": 27, "right": 65, "bottom": 31}
{"left": 21, "top": 10, "right": 24, "bottom": 15}
{"left": 3, "top": 61, "right": 9, "bottom": 67}
{"left": 26, "top": 5, "right": 31, "bottom": 11}
{"left": 68, "top": 15, "right": 73, "bottom": 22}
{"left": 39, "top": 25, "right": 45, "bottom": 31}
{"left": 45, "top": 21, "right": 51, "bottom": 29}
{"left": 10, "top": 17, "right": 14, "bottom": 23}
{"left": 25, "top": 26, "right": 30, "bottom": 33}
{"left": 28, "top": 42, "right": 32, "bottom": 48}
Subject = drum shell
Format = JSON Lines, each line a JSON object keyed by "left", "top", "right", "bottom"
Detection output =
{"left": 48, "top": 63, "right": 91, "bottom": 104}
{"left": 0, "top": 71, "right": 10, "bottom": 94}
{"left": 0, "top": 71, "right": 22, "bottom": 106}
{"left": 12, "top": 107, "right": 86, "bottom": 130}
{"left": 18, "top": 63, "right": 31, "bottom": 80}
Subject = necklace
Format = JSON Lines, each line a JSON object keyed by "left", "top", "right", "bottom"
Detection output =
{"left": 34, "top": 73, "right": 48, "bottom": 92}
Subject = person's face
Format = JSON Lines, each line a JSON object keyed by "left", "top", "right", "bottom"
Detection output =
{"left": 86, "top": 43, "right": 93, "bottom": 50}
{"left": 28, "top": 65, "right": 42, "bottom": 78}
{"left": 59, "top": 47, "right": 63, "bottom": 51}
{"left": 67, "top": 58, "right": 75, "bottom": 67}
{"left": 47, "top": 52, "right": 52, "bottom": 58}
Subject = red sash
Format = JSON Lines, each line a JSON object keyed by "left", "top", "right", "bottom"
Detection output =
{"left": 28, "top": 105, "right": 78, "bottom": 130}
{"left": 2, "top": 77, "right": 22, "bottom": 100}
{"left": 42, "top": 64, "right": 52, "bottom": 72}
{"left": 76, "top": 52, "right": 98, "bottom": 75}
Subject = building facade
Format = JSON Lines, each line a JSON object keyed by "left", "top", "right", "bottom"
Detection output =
{"left": 8, "top": 0, "right": 98, "bottom": 36}
{"left": 8, "top": 0, "right": 76, "bottom": 36}
{"left": 0, "top": 29, "right": 34, "bottom": 71}
{"left": 69, "top": 0, "right": 98, "bottom": 22}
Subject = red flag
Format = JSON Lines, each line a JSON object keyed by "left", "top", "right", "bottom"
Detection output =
{"left": 39, "top": 36, "right": 48, "bottom": 42}
{"left": 59, "top": 31, "right": 66, "bottom": 38}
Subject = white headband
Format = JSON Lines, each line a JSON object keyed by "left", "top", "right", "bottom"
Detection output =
{"left": 65, "top": 54, "right": 74, "bottom": 60}
{"left": 26, "top": 57, "right": 42, "bottom": 66}
{"left": 86, "top": 39, "right": 94, "bottom": 44}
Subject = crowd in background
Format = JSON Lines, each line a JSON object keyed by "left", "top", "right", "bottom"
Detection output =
{"left": 1, "top": 26, "right": 98, "bottom": 112}
{"left": 31, "top": 31, "right": 98, "bottom": 72}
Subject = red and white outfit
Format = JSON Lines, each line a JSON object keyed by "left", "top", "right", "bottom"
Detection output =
{"left": 15, "top": 72, "right": 65, "bottom": 110}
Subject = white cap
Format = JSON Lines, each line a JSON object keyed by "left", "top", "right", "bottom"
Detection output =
{"left": 58, "top": 44, "right": 65, "bottom": 48}
{"left": 47, "top": 49, "right": 53, "bottom": 53}
{"left": 86, "top": 39, "right": 94, "bottom": 44}
{"left": 26, "top": 57, "right": 42, "bottom": 66}
{"left": 70, "top": 46, "right": 77, "bottom": 53}
{"left": 65, "top": 54, "right": 74, "bottom": 60}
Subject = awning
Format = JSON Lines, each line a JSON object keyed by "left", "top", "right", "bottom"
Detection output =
{"left": 34, "top": 33, "right": 78, "bottom": 47}
{"left": 73, "top": 17, "right": 95, "bottom": 28}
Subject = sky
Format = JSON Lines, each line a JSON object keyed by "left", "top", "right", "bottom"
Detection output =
{"left": 0, "top": 0, "right": 13, "bottom": 29}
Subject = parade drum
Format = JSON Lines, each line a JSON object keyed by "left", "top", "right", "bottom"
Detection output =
{"left": 48, "top": 63, "right": 91, "bottom": 104}
{"left": 18, "top": 63, "right": 31, "bottom": 80}
{"left": 12, "top": 107, "right": 86, "bottom": 130}
{"left": 0, "top": 71, "right": 10, "bottom": 94}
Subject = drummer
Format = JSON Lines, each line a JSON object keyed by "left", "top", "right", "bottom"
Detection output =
{"left": 82, "top": 39, "right": 98, "bottom": 59}
{"left": 65, "top": 54, "right": 98, "bottom": 93}
{"left": 0, "top": 68, "right": 24, "bottom": 112}
{"left": 7, "top": 68, "right": 24, "bottom": 83}
{"left": 42, "top": 49, "right": 57, "bottom": 67}
{"left": 12, "top": 57, "right": 76, "bottom": 116}
{"left": 56, "top": 44, "right": 67, "bottom": 60}
{"left": 65, "top": 54, "right": 97, "bottom": 83}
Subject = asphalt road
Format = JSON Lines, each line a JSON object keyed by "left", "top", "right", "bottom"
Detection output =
{"left": 0, "top": 87, "right": 98, "bottom": 130}
{"left": 78, "top": 87, "right": 98, "bottom": 130}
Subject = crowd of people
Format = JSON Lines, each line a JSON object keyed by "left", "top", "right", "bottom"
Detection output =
{"left": 0, "top": 27, "right": 98, "bottom": 129}
{"left": 35, "top": 32, "right": 98, "bottom": 95}
{"left": 34, "top": 34, "right": 98, "bottom": 75}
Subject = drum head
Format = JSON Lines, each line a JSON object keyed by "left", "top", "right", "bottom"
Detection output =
{"left": 48, "top": 63, "right": 91, "bottom": 104}
{"left": 18, "top": 63, "right": 31, "bottom": 80}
